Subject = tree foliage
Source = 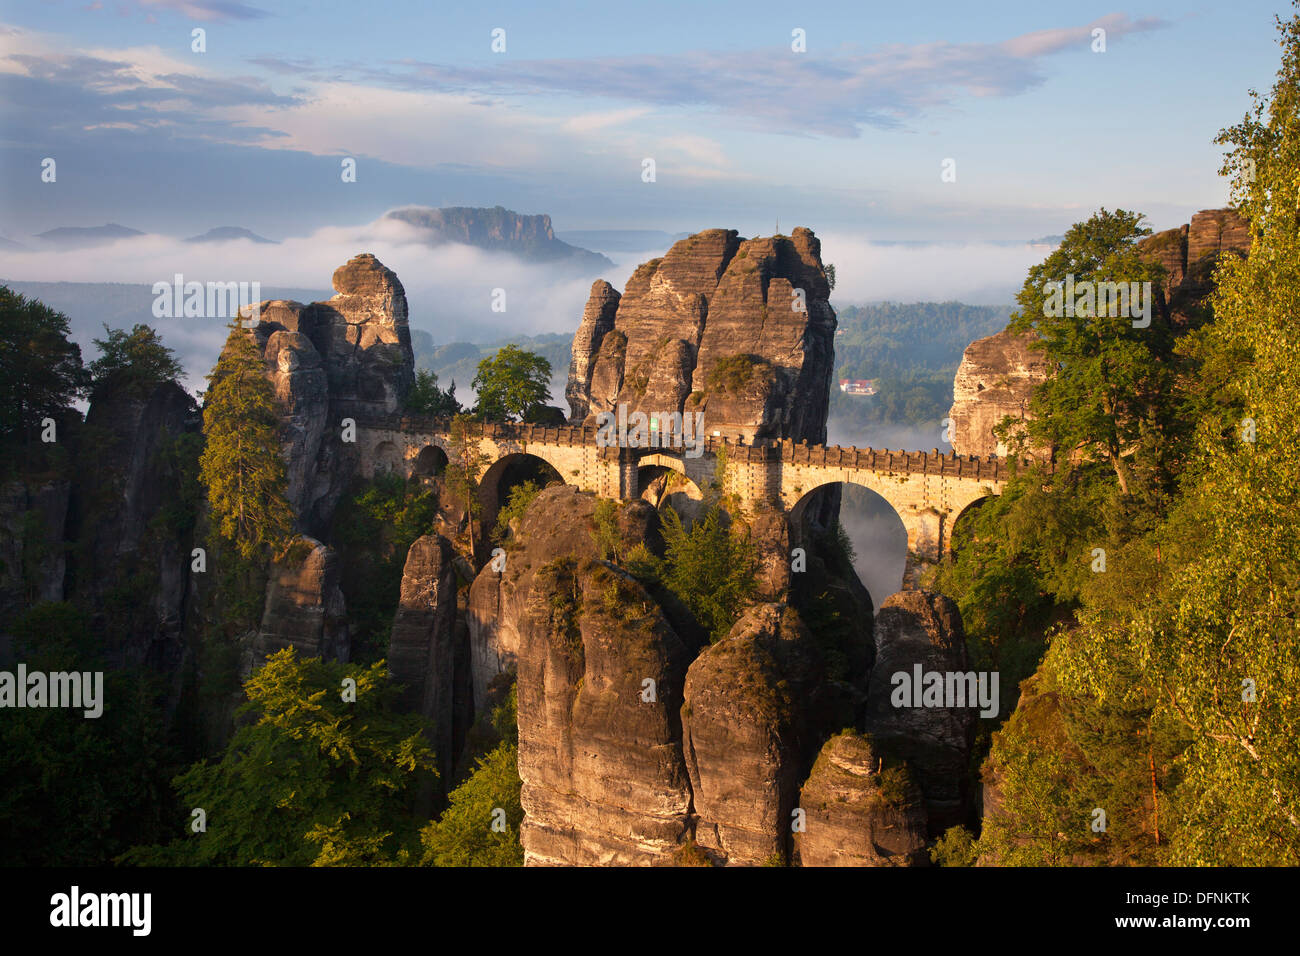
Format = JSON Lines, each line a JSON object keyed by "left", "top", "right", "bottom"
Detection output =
{"left": 655, "top": 504, "right": 760, "bottom": 643}
{"left": 407, "top": 368, "right": 462, "bottom": 417}
{"left": 88, "top": 323, "right": 185, "bottom": 397}
{"left": 198, "top": 321, "right": 295, "bottom": 564}
{"left": 965, "top": 6, "right": 1300, "bottom": 866}
{"left": 1005, "top": 209, "right": 1171, "bottom": 494}
{"left": 0, "top": 286, "right": 88, "bottom": 445}
{"left": 470, "top": 344, "right": 552, "bottom": 422}
{"left": 121, "top": 648, "right": 438, "bottom": 866}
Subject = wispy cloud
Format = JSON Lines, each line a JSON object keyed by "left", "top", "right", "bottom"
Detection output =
{"left": 367, "top": 14, "right": 1166, "bottom": 137}
{"left": 137, "top": 0, "right": 269, "bottom": 21}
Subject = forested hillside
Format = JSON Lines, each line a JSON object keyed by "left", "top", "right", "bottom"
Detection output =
{"left": 828, "top": 302, "right": 1010, "bottom": 443}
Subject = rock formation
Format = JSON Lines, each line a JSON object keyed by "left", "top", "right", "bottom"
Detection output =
{"left": 384, "top": 205, "right": 613, "bottom": 271}
{"left": 476, "top": 486, "right": 693, "bottom": 865}
{"left": 947, "top": 329, "right": 1051, "bottom": 459}
{"left": 248, "top": 536, "right": 349, "bottom": 669}
{"left": 948, "top": 208, "right": 1251, "bottom": 459}
{"left": 1137, "top": 207, "right": 1250, "bottom": 326}
{"left": 795, "top": 731, "right": 929, "bottom": 866}
{"left": 566, "top": 280, "right": 621, "bottom": 423}
{"left": 237, "top": 253, "right": 414, "bottom": 533}
{"left": 681, "top": 603, "right": 844, "bottom": 865}
{"left": 388, "top": 534, "right": 462, "bottom": 784}
{"left": 65, "top": 379, "right": 200, "bottom": 670}
{"left": 864, "top": 590, "right": 977, "bottom": 834}
{"left": 565, "top": 228, "right": 837, "bottom": 444}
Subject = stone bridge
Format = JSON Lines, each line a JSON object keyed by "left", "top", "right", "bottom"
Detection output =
{"left": 356, "top": 416, "right": 1025, "bottom": 565}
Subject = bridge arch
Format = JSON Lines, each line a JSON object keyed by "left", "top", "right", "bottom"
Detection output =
{"left": 477, "top": 452, "right": 565, "bottom": 553}
{"left": 413, "top": 443, "right": 449, "bottom": 478}
{"left": 371, "top": 440, "right": 402, "bottom": 476}
{"left": 789, "top": 481, "right": 909, "bottom": 607}
{"left": 636, "top": 454, "right": 706, "bottom": 527}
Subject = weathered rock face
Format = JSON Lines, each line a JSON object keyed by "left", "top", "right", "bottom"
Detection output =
{"left": 947, "top": 329, "right": 1051, "bottom": 459}
{"left": 565, "top": 227, "right": 836, "bottom": 444}
{"left": 1138, "top": 207, "right": 1250, "bottom": 326}
{"left": 234, "top": 253, "right": 413, "bottom": 533}
{"left": 864, "top": 590, "right": 976, "bottom": 834}
{"left": 565, "top": 282, "right": 620, "bottom": 426}
{"left": 388, "top": 534, "right": 461, "bottom": 783}
{"left": 519, "top": 557, "right": 694, "bottom": 865}
{"left": 795, "top": 731, "right": 928, "bottom": 867}
{"left": 249, "top": 537, "right": 349, "bottom": 670}
{"left": 681, "top": 603, "right": 841, "bottom": 866}
{"left": 491, "top": 486, "right": 693, "bottom": 865}
{"left": 949, "top": 209, "right": 1251, "bottom": 460}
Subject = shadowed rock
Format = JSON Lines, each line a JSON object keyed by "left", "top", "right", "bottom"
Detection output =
{"left": 864, "top": 590, "right": 977, "bottom": 834}
{"left": 795, "top": 731, "right": 928, "bottom": 867}
{"left": 388, "top": 534, "right": 461, "bottom": 783}
{"left": 250, "top": 536, "right": 349, "bottom": 669}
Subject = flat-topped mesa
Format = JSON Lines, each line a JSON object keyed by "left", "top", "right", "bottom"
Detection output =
{"left": 565, "top": 227, "right": 837, "bottom": 445}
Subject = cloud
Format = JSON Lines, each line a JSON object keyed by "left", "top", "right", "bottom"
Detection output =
{"left": 136, "top": 0, "right": 269, "bottom": 21}
{"left": 375, "top": 14, "right": 1166, "bottom": 137}
{"left": 0, "top": 30, "right": 299, "bottom": 143}
{"left": 818, "top": 232, "right": 1052, "bottom": 303}
{"left": 0, "top": 213, "right": 654, "bottom": 393}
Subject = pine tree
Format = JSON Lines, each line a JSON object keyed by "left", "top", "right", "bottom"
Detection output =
{"left": 444, "top": 412, "right": 492, "bottom": 557}
{"left": 198, "top": 321, "right": 295, "bottom": 564}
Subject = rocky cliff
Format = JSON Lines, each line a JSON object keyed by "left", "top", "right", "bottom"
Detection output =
{"left": 236, "top": 253, "right": 414, "bottom": 534}
{"left": 948, "top": 208, "right": 1251, "bottom": 459}
{"left": 1137, "top": 207, "right": 1250, "bottom": 327}
{"left": 66, "top": 379, "right": 200, "bottom": 671}
{"left": 864, "top": 590, "right": 977, "bottom": 834}
{"left": 795, "top": 731, "right": 929, "bottom": 866}
{"left": 388, "top": 534, "right": 464, "bottom": 785}
{"left": 947, "top": 329, "right": 1051, "bottom": 459}
{"left": 565, "top": 227, "right": 837, "bottom": 444}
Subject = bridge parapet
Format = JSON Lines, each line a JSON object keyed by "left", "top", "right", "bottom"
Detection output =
{"left": 772, "top": 438, "right": 1031, "bottom": 481}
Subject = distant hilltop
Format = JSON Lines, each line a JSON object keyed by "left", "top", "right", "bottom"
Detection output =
{"left": 384, "top": 205, "right": 613, "bottom": 271}
{"left": 184, "top": 226, "right": 276, "bottom": 244}
{"left": 34, "top": 223, "right": 144, "bottom": 247}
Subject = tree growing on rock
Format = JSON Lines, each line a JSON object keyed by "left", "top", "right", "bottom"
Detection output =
{"left": 1005, "top": 209, "right": 1171, "bottom": 496}
{"left": 89, "top": 323, "right": 185, "bottom": 398}
{"left": 471, "top": 344, "right": 552, "bottom": 422}
{"left": 198, "top": 320, "right": 295, "bottom": 564}
{"left": 444, "top": 412, "right": 492, "bottom": 557}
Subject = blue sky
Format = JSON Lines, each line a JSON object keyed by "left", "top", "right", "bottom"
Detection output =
{"left": 0, "top": 0, "right": 1287, "bottom": 244}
